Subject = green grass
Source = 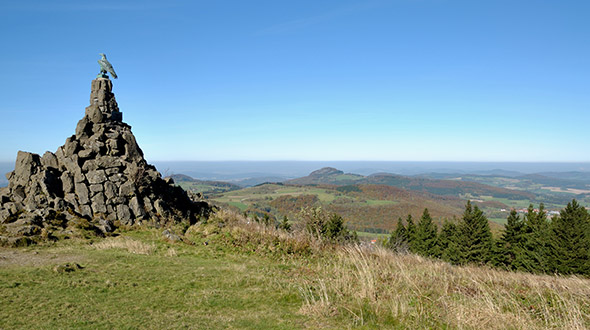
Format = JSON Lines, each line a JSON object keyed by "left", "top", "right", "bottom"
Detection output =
{"left": 488, "top": 217, "right": 508, "bottom": 225}
{"left": 216, "top": 186, "right": 338, "bottom": 205}
{"left": 0, "top": 234, "right": 311, "bottom": 329}
{"left": 332, "top": 174, "right": 362, "bottom": 182}
{"left": 3, "top": 213, "right": 590, "bottom": 329}
{"left": 355, "top": 231, "right": 389, "bottom": 239}
{"left": 365, "top": 199, "right": 398, "bottom": 206}
{"left": 227, "top": 201, "right": 248, "bottom": 211}
{"left": 478, "top": 196, "right": 533, "bottom": 208}
{"left": 176, "top": 181, "right": 237, "bottom": 195}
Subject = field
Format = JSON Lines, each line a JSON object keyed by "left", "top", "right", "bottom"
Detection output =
{"left": 172, "top": 168, "right": 590, "bottom": 237}
{"left": 171, "top": 174, "right": 242, "bottom": 196}
{"left": 433, "top": 173, "right": 590, "bottom": 210}
{"left": 207, "top": 183, "right": 467, "bottom": 234}
{"left": 2, "top": 212, "right": 590, "bottom": 329}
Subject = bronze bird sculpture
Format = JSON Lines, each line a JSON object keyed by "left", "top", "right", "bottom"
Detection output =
{"left": 98, "top": 53, "right": 118, "bottom": 79}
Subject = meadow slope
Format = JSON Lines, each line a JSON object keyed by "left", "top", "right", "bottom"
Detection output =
{"left": 1, "top": 210, "right": 589, "bottom": 329}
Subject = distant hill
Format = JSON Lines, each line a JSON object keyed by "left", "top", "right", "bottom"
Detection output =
{"left": 519, "top": 172, "right": 590, "bottom": 189}
{"left": 309, "top": 167, "right": 343, "bottom": 176}
{"left": 169, "top": 174, "right": 197, "bottom": 182}
{"left": 169, "top": 174, "right": 242, "bottom": 195}
{"left": 234, "top": 176, "right": 288, "bottom": 187}
{"left": 365, "top": 173, "right": 535, "bottom": 200}
{"left": 211, "top": 182, "right": 472, "bottom": 233}
{"left": 285, "top": 167, "right": 363, "bottom": 185}
{"left": 286, "top": 167, "right": 534, "bottom": 201}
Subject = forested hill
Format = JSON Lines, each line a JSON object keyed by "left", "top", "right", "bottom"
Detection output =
{"left": 286, "top": 167, "right": 534, "bottom": 200}
{"left": 170, "top": 174, "right": 242, "bottom": 195}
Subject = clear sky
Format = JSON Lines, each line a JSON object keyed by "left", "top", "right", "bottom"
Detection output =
{"left": 1, "top": 0, "right": 588, "bottom": 163}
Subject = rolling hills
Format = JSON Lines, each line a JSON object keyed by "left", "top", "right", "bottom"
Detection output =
{"left": 173, "top": 167, "right": 590, "bottom": 235}
{"left": 199, "top": 182, "right": 502, "bottom": 234}
{"left": 286, "top": 167, "right": 535, "bottom": 201}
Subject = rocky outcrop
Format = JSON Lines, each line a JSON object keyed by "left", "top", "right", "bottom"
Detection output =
{"left": 0, "top": 77, "right": 211, "bottom": 244}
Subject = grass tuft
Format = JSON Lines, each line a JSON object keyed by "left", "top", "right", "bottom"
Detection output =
{"left": 91, "top": 236, "right": 156, "bottom": 255}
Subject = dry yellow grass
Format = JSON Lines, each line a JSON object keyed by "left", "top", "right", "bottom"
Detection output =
{"left": 91, "top": 236, "right": 156, "bottom": 255}
{"left": 192, "top": 209, "right": 590, "bottom": 328}
{"left": 302, "top": 244, "right": 590, "bottom": 329}
{"left": 165, "top": 247, "right": 178, "bottom": 257}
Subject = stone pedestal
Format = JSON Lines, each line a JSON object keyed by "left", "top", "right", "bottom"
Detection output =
{"left": 86, "top": 77, "right": 122, "bottom": 122}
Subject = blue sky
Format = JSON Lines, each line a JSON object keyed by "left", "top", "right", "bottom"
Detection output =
{"left": 0, "top": 0, "right": 588, "bottom": 162}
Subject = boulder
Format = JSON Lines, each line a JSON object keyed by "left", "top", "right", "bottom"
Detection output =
{"left": 12, "top": 151, "right": 40, "bottom": 187}
{"left": 116, "top": 204, "right": 132, "bottom": 225}
{"left": 104, "top": 181, "right": 117, "bottom": 200}
{"left": 91, "top": 192, "right": 107, "bottom": 214}
{"left": 162, "top": 229, "right": 181, "bottom": 242}
{"left": 129, "top": 196, "right": 146, "bottom": 219}
{"left": 75, "top": 182, "right": 90, "bottom": 205}
{"left": 87, "top": 170, "right": 107, "bottom": 185}
{"left": 41, "top": 151, "right": 59, "bottom": 169}
{"left": 61, "top": 172, "right": 74, "bottom": 194}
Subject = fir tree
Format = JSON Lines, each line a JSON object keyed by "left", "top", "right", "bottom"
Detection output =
{"left": 406, "top": 214, "right": 417, "bottom": 251}
{"left": 438, "top": 219, "right": 460, "bottom": 264}
{"left": 494, "top": 210, "right": 526, "bottom": 269}
{"left": 413, "top": 209, "right": 438, "bottom": 257}
{"left": 325, "top": 213, "right": 358, "bottom": 243}
{"left": 389, "top": 217, "right": 408, "bottom": 252}
{"left": 518, "top": 204, "right": 550, "bottom": 273}
{"left": 325, "top": 213, "right": 346, "bottom": 241}
{"left": 456, "top": 201, "right": 493, "bottom": 265}
{"left": 278, "top": 215, "right": 291, "bottom": 232}
{"left": 263, "top": 213, "right": 271, "bottom": 226}
{"left": 547, "top": 199, "right": 590, "bottom": 275}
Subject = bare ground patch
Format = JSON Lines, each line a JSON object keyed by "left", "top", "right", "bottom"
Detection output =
{"left": 0, "top": 247, "right": 87, "bottom": 267}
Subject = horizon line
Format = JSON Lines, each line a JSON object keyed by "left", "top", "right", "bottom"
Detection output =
{"left": 2, "top": 159, "right": 590, "bottom": 164}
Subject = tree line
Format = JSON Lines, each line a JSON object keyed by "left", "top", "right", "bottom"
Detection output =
{"left": 388, "top": 199, "right": 590, "bottom": 276}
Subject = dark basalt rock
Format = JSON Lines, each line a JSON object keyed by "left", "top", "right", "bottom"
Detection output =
{"left": 0, "top": 77, "right": 212, "bottom": 243}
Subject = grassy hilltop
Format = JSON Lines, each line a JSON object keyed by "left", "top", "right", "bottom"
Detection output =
{"left": 1, "top": 209, "right": 589, "bottom": 329}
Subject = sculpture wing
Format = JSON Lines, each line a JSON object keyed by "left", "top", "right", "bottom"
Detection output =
{"left": 108, "top": 65, "right": 118, "bottom": 79}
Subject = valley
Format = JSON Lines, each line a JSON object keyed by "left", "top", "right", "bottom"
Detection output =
{"left": 172, "top": 166, "right": 590, "bottom": 236}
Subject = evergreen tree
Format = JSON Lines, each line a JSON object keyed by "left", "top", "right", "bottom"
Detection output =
{"left": 263, "top": 213, "right": 271, "bottom": 226}
{"left": 456, "top": 201, "right": 493, "bottom": 265}
{"left": 325, "top": 213, "right": 346, "bottom": 241}
{"left": 278, "top": 215, "right": 291, "bottom": 232}
{"left": 388, "top": 217, "right": 408, "bottom": 252}
{"left": 438, "top": 220, "right": 460, "bottom": 263}
{"left": 325, "top": 213, "right": 358, "bottom": 243}
{"left": 547, "top": 199, "right": 590, "bottom": 275}
{"left": 413, "top": 209, "right": 439, "bottom": 257}
{"left": 493, "top": 210, "right": 526, "bottom": 269}
{"left": 518, "top": 204, "right": 550, "bottom": 273}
